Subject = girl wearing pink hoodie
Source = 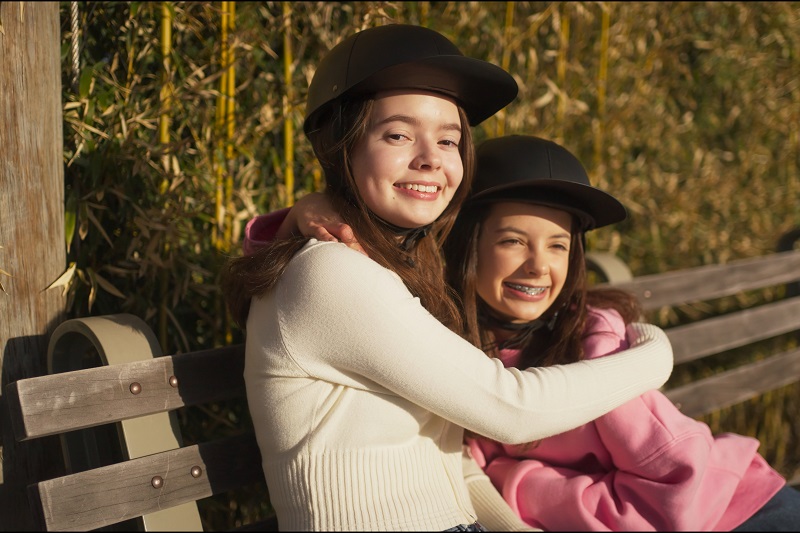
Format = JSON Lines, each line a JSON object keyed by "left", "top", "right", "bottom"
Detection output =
{"left": 442, "top": 135, "right": 797, "bottom": 531}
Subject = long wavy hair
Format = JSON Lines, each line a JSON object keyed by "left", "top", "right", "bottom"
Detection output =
{"left": 444, "top": 201, "right": 642, "bottom": 369}
{"left": 445, "top": 201, "right": 641, "bottom": 447}
{"left": 222, "top": 95, "right": 474, "bottom": 334}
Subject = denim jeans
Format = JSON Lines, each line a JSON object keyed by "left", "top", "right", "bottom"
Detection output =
{"left": 734, "top": 484, "right": 800, "bottom": 531}
{"left": 443, "top": 521, "right": 488, "bottom": 532}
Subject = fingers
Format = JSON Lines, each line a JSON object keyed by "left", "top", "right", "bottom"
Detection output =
{"left": 347, "top": 241, "right": 368, "bottom": 256}
{"left": 312, "top": 222, "right": 367, "bottom": 256}
{"left": 311, "top": 225, "right": 339, "bottom": 243}
{"left": 337, "top": 226, "right": 367, "bottom": 256}
{"left": 313, "top": 222, "right": 350, "bottom": 243}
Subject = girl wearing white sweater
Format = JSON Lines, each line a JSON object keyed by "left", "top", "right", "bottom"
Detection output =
{"left": 222, "top": 24, "right": 673, "bottom": 532}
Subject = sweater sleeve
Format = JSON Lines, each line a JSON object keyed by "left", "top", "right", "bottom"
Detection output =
{"left": 277, "top": 242, "right": 674, "bottom": 445}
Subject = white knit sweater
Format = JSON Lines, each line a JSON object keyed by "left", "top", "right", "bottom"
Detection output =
{"left": 244, "top": 239, "right": 673, "bottom": 531}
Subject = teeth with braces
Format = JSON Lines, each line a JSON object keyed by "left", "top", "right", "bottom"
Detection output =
{"left": 400, "top": 183, "right": 439, "bottom": 193}
{"left": 506, "top": 283, "right": 546, "bottom": 296}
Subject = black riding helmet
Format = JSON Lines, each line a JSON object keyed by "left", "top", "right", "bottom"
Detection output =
{"left": 303, "top": 24, "right": 518, "bottom": 138}
{"left": 468, "top": 135, "right": 627, "bottom": 231}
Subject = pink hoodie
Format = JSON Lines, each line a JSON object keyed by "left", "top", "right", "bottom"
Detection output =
{"left": 243, "top": 209, "right": 290, "bottom": 255}
{"left": 467, "top": 307, "right": 785, "bottom": 531}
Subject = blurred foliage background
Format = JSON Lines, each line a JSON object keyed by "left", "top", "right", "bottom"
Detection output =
{"left": 58, "top": 1, "right": 799, "bottom": 529}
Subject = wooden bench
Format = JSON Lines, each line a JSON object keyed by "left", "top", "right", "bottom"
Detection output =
{"left": 5, "top": 231, "right": 800, "bottom": 530}
{"left": 3, "top": 314, "right": 270, "bottom": 531}
{"left": 587, "top": 228, "right": 800, "bottom": 488}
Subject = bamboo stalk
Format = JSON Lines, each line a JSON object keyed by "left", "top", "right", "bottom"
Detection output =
{"left": 223, "top": 1, "right": 236, "bottom": 345}
{"left": 283, "top": 2, "right": 295, "bottom": 207}
{"left": 159, "top": 1, "right": 173, "bottom": 352}
{"left": 496, "top": 1, "right": 515, "bottom": 137}
{"left": 594, "top": 3, "right": 610, "bottom": 169}
{"left": 420, "top": 1, "right": 429, "bottom": 27}
{"left": 788, "top": 92, "right": 798, "bottom": 216}
{"left": 159, "top": 2, "right": 172, "bottom": 182}
{"left": 313, "top": 163, "right": 322, "bottom": 192}
{"left": 224, "top": 1, "right": 236, "bottom": 251}
{"left": 211, "top": 1, "right": 232, "bottom": 347}
{"left": 213, "top": 1, "right": 229, "bottom": 250}
{"left": 556, "top": 4, "right": 569, "bottom": 138}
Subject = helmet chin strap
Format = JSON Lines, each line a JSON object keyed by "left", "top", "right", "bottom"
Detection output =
{"left": 374, "top": 216, "right": 432, "bottom": 253}
{"left": 479, "top": 304, "right": 559, "bottom": 351}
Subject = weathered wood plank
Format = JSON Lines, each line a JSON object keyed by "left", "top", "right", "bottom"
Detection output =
{"left": 611, "top": 249, "right": 800, "bottom": 310}
{"left": 664, "top": 348, "right": 800, "bottom": 418}
{"left": 6, "top": 345, "right": 245, "bottom": 441}
{"left": 31, "top": 433, "right": 265, "bottom": 532}
{"left": 0, "top": 2, "right": 67, "bottom": 527}
{"left": 666, "top": 296, "right": 800, "bottom": 364}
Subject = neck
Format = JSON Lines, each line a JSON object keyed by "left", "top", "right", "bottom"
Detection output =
{"left": 374, "top": 216, "right": 432, "bottom": 252}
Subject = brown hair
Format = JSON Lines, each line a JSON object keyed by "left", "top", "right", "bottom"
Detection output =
{"left": 222, "top": 95, "right": 474, "bottom": 333}
{"left": 445, "top": 202, "right": 641, "bottom": 446}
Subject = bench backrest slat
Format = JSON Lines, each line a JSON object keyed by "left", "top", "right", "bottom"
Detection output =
{"left": 664, "top": 348, "right": 800, "bottom": 418}
{"left": 30, "top": 433, "right": 263, "bottom": 532}
{"left": 612, "top": 249, "right": 800, "bottom": 310}
{"left": 666, "top": 296, "right": 800, "bottom": 364}
{"left": 7, "top": 345, "right": 245, "bottom": 441}
{"left": 597, "top": 247, "right": 800, "bottom": 419}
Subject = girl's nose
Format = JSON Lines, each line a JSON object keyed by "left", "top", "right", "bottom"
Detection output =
{"left": 525, "top": 256, "right": 549, "bottom": 276}
{"left": 412, "top": 141, "right": 442, "bottom": 171}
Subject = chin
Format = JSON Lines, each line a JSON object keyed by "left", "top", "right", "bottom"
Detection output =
{"left": 390, "top": 214, "right": 441, "bottom": 228}
{"left": 510, "top": 309, "right": 546, "bottom": 323}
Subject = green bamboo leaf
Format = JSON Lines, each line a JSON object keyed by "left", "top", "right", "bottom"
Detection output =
{"left": 44, "top": 262, "right": 77, "bottom": 296}
{"left": 78, "top": 68, "right": 93, "bottom": 99}
{"left": 87, "top": 272, "right": 97, "bottom": 312}
{"left": 65, "top": 196, "right": 77, "bottom": 252}
{"left": 93, "top": 271, "right": 126, "bottom": 299}
{"left": 85, "top": 207, "right": 114, "bottom": 247}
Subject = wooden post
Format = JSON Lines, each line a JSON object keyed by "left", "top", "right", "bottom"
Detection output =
{"left": 0, "top": 2, "right": 67, "bottom": 528}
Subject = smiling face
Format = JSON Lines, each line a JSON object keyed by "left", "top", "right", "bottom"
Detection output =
{"left": 349, "top": 90, "right": 464, "bottom": 228}
{"left": 476, "top": 202, "right": 573, "bottom": 324}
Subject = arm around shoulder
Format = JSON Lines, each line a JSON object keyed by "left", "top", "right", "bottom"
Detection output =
{"left": 624, "top": 322, "right": 674, "bottom": 388}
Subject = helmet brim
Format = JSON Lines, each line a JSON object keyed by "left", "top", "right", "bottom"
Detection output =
{"left": 303, "top": 25, "right": 518, "bottom": 137}
{"left": 344, "top": 56, "right": 518, "bottom": 127}
{"left": 468, "top": 135, "right": 627, "bottom": 231}
{"left": 468, "top": 180, "right": 627, "bottom": 231}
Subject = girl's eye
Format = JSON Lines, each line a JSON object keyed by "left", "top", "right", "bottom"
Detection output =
{"left": 552, "top": 243, "right": 569, "bottom": 252}
{"left": 386, "top": 133, "right": 408, "bottom": 141}
{"left": 499, "top": 238, "right": 523, "bottom": 246}
{"left": 440, "top": 139, "right": 459, "bottom": 148}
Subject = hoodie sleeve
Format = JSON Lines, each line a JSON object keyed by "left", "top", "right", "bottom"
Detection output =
{"left": 242, "top": 208, "right": 290, "bottom": 255}
{"left": 502, "top": 308, "right": 773, "bottom": 531}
